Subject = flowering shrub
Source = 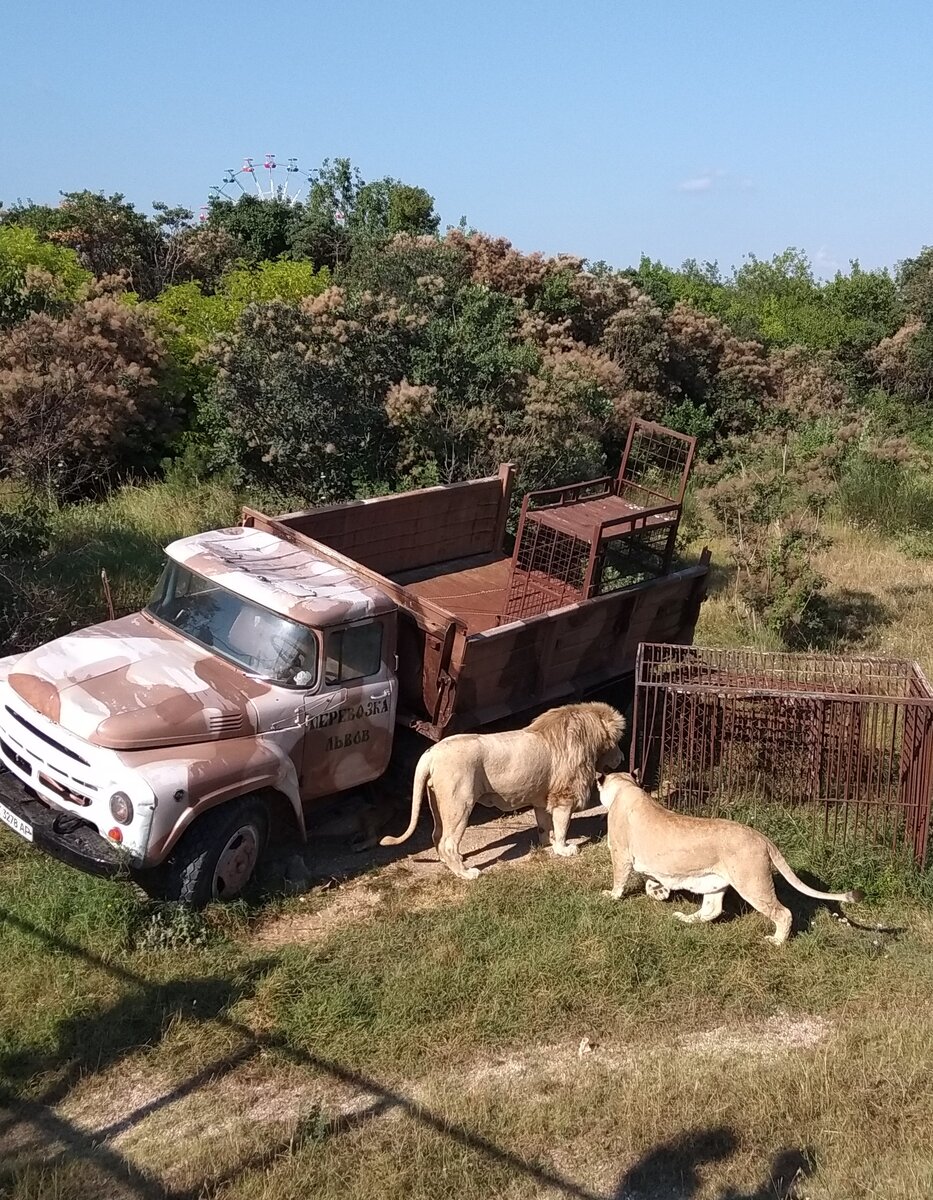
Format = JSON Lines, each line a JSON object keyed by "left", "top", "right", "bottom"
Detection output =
{"left": 0, "top": 279, "right": 170, "bottom": 498}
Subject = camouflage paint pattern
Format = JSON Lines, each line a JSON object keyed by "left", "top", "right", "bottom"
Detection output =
{"left": 0, "top": 480, "right": 709, "bottom": 875}
{"left": 166, "top": 526, "right": 396, "bottom": 625}
{"left": 0, "top": 528, "right": 399, "bottom": 867}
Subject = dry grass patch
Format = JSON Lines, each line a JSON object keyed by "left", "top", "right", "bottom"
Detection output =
{"left": 695, "top": 520, "right": 933, "bottom": 673}
{"left": 815, "top": 522, "right": 933, "bottom": 670}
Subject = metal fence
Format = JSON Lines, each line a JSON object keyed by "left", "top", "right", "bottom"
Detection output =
{"left": 631, "top": 643, "right": 933, "bottom": 867}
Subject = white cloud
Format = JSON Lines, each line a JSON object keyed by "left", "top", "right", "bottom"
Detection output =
{"left": 678, "top": 175, "right": 715, "bottom": 192}
{"left": 676, "top": 168, "right": 752, "bottom": 195}
{"left": 813, "top": 246, "right": 841, "bottom": 277}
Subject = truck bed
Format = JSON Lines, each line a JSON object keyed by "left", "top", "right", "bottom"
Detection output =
{"left": 242, "top": 464, "right": 711, "bottom": 740}
{"left": 391, "top": 552, "right": 512, "bottom": 634}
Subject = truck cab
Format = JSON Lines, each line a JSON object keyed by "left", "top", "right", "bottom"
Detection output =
{"left": 0, "top": 525, "right": 399, "bottom": 904}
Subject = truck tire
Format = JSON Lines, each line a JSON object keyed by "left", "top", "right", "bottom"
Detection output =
{"left": 152, "top": 797, "right": 270, "bottom": 908}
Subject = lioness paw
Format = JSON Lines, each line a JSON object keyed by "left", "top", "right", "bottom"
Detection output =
{"left": 464, "top": 866, "right": 481, "bottom": 880}
{"left": 553, "top": 843, "right": 579, "bottom": 857}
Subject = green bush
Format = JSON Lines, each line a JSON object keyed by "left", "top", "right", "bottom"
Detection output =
{"left": 0, "top": 225, "right": 91, "bottom": 326}
{"left": 0, "top": 490, "right": 53, "bottom": 559}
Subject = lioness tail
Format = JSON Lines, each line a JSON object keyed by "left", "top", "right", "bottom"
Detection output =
{"left": 379, "top": 749, "right": 431, "bottom": 847}
{"left": 767, "top": 842, "right": 862, "bottom": 904}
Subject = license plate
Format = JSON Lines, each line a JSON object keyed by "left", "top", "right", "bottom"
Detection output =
{"left": 0, "top": 800, "right": 33, "bottom": 842}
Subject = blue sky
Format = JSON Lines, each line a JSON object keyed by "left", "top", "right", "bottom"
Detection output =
{"left": 2, "top": 1, "right": 931, "bottom": 277}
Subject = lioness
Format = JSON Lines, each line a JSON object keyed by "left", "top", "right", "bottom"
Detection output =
{"left": 380, "top": 702, "right": 625, "bottom": 879}
{"left": 597, "top": 772, "right": 862, "bottom": 945}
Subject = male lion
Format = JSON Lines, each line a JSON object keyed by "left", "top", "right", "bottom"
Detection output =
{"left": 597, "top": 772, "right": 862, "bottom": 945}
{"left": 380, "top": 702, "right": 625, "bottom": 879}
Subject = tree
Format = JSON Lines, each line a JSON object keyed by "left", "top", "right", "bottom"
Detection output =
{"left": 285, "top": 157, "right": 360, "bottom": 270}
{"left": 354, "top": 179, "right": 439, "bottom": 238}
{"left": 206, "top": 287, "right": 426, "bottom": 499}
{"left": 287, "top": 158, "right": 441, "bottom": 270}
{"left": 146, "top": 201, "right": 199, "bottom": 293}
{"left": 897, "top": 246, "right": 933, "bottom": 322}
{"left": 154, "top": 259, "right": 332, "bottom": 357}
{"left": 0, "top": 281, "right": 172, "bottom": 498}
{"left": 0, "top": 225, "right": 91, "bottom": 327}
{"left": 206, "top": 194, "right": 294, "bottom": 264}
{"left": 170, "top": 224, "right": 239, "bottom": 290}
{"left": 388, "top": 279, "right": 627, "bottom": 491}
{"left": 152, "top": 259, "right": 332, "bottom": 468}
{"left": 664, "top": 304, "right": 774, "bottom": 443}
{"left": 344, "top": 232, "right": 469, "bottom": 307}
{"left": 869, "top": 320, "right": 933, "bottom": 406}
{"left": 0, "top": 198, "right": 73, "bottom": 238}
{"left": 48, "top": 191, "right": 160, "bottom": 291}
{"left": 1, "top": 193, "right": 229, "bottom": 298}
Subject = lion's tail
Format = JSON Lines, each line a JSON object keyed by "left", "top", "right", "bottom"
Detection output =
{"left": 767, "top": 842, "right": 862, "bottom": 904}
{"left": 379, "top": 748, "right": 432, "bottom": 847}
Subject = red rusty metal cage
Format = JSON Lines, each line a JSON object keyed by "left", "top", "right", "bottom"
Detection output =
{"left": 502, "top": 420, "right": 697, "bottom": 623}
{"left": 631, "top": 643, "right": 933, "bottom": 867}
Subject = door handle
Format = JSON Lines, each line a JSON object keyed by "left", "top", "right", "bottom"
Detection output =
{"left": 371, "top": 689, "right": 391, "bottom": 700}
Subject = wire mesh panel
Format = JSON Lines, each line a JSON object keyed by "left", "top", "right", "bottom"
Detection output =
{"left": 503, "top": 420, "right": 698, "bottom": 621}
{"left": 502, "top": 519, "right": 590, "bottom": 622}
{"left": 632, "top": 643, "right": 933, "bottom": 866}
{"left": 618, "top": 420, "right": 697, "bottom": 508}
{"left": 599, "top": 517, "right": 681, "bottom": 586}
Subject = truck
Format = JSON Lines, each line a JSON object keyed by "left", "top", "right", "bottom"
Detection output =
{"left": 0, "top": 420, "right": 711, "bottom": 905}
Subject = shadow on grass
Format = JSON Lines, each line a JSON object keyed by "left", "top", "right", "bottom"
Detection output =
{"left": 612, "top": 1127, "right": 815, "bottom": 1200}
{"left": 0, "top": 908, "right": 607, "bottom": 1200}
{"left": 789, "top": 588, "right": 892, "bottom": 652}
{"left": 0, "top": 964, "right": 273, "bottom": 1107}
{"left": 0, "top": 908, "right": 822, "bottom": 1200}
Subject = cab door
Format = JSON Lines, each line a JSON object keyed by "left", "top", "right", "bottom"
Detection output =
{"left": 301, "top": 614, "right": 397, "bottom": 801}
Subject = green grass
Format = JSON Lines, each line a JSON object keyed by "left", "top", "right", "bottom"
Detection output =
{"left": 837, "top": 456, "right": 933, "bottom": 534}
{"left": 3, "top": 820, "right": 933, "bottom": 1199}
{"left": 4, "top": 476, "right": 933, "bottom": 1196}
{"left": 0, "top": 479, "right": 242, "bottom": 653}
{"left": 259, "top": 860, "right": 908, "bottom": 1074}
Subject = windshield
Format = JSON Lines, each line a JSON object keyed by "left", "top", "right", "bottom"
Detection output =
{"left": 146, "top": 561, "right": 319, "bottom": 687}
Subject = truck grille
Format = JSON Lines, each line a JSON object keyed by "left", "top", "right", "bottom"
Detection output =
{"left": 4, "top": 706, "right": 90, "bottom": 766}
{"left": 0, "top": 737, "right": 30, "bottom": 776}
{"left": 39, "top": 772, "right": 91, "bottom": 807}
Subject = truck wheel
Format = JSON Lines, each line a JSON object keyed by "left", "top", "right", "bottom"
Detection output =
{"left": 155, "top": 797, "right": 269, "bottom": 908}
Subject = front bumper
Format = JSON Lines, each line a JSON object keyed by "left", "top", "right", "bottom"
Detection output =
{"left": 0, "top": 768, "right": 130, "bottom": 878}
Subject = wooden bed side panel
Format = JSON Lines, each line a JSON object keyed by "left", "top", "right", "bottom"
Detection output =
{"left": 445, "top": 561, "right": 710, "bottom": 732}
{"left": 273, "top": 468, "right": 514, "bottom": 576}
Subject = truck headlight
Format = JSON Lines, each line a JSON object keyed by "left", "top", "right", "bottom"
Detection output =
{"left": 110, "top": 792, "right": 134, "bottom": 824}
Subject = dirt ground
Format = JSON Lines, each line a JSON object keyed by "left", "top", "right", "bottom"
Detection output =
{"left": 254, "top": 795, "right": 612, "bottom": 946}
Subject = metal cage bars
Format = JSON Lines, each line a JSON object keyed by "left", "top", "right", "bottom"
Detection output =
{"left": 631, "top": 643, "right": 933, "bottom": 867}
{"left": 502, "top": 421, "right": 697, "bottom": 622}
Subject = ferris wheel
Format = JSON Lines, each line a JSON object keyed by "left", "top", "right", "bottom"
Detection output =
{"left": 205, "top": 156, "right": 350, "bottom": 226}
{"left": 209, "top": 155, "right": 309, "bottom": 210}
